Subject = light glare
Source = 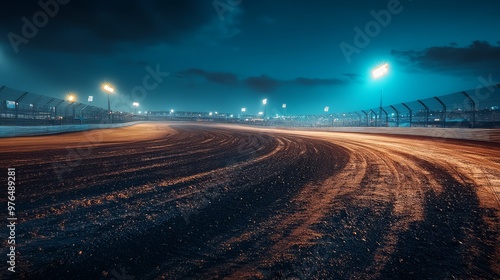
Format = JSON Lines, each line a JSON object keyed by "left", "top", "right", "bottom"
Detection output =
{"left": 372, "top": 63, "right": 389, "bottom": 79}
{"left": 102, "top": 84, "right": 115, "bottom": 93}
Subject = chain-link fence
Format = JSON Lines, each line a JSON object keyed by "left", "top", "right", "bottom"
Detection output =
{"left": 0, "top": 86, "right": 149, "bottom": 126}
{"left": 2, "top": 84, "right": 499, "bottom": 128}
{"left": 267, "top": 84, "right": 500, "bottom": 129}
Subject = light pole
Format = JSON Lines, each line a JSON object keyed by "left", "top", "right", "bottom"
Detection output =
{"left": 282, "top": 103, "right": 286, "bottom": 117}
{"left": 240, "top": 107, "right": 246, "bottom": 119}
{"left": 80, "top": 96, "right": 93, "bottom": 124}
{"left": 66, "top": 94, "right": 76, "bottom": 125}
{"left": 102, "top": 84, "right": 114, "bottom": 123}
{"left": 371, "top": 63, "right": 389, "bottom": 127}
{"left": 324, "top": 106, "right": 330, "bottom": 127}
{"left": 262, "top": 98, "right": 267, "bottom": 119}
{"left": 133, "top": 102, "right": 139, "bottom": 114}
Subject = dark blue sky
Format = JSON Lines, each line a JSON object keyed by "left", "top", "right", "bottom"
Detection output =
{"left": 1, "top": 0, "right": 499, "bottom": 115}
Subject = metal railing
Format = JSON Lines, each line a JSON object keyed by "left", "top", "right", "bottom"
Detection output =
{"left": 267, "top": 84, "right": 500, "bottom": 129}
{"left": 0, "top": 86, "right": 149, "bottom": 126}
{"left": 1, "top": 84, "right": 499, "bottom": 128}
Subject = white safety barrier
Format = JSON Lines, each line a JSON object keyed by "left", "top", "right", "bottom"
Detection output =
{"left": 290, "top": 127, "right": 500, "bottom": 143}
{"left": 0, "top": 122, "right": 143, "bottom": 137}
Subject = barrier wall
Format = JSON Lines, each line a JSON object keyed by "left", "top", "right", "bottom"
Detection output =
{"left": 291, "top": 127, "right": 500, "bottom": 143}
{"left": 0, "top": 122, "right": 142, "bottom": 138}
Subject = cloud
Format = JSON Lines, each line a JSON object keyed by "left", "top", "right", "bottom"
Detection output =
{"left": 392, "top": 41, "right": 500, "bottom": 76}
{"left": 0, "top": 0, "right": 239, "bottom": 54}
{"left": 178, "top": 68, "right": 356, "bottom": 92}
{"left": 245, "top": 75, "right": 280, "bottom": 92}
{"left": 256, "top": 16, "right": 275, "bottom": 24}
{"left": 293, "top": 77, "right": 346, "bottom": 86}
{"left": 341, "top": 73, "right": 364, "bottom": 83}
{"left": 183, "top": 68, "right": 238, "bottom": 85}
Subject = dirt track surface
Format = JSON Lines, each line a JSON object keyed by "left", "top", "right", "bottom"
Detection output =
{"left": 0, "top": 122, "right": 499, "bottom": 279}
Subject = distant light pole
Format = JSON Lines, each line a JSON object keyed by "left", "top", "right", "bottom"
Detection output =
{"left": 324, "top": 106, "right": 331, "bottom": 127}
{"left": 102, "top": 84, "right": 115, "bottom": 123}
{"left": 66, "top": 94, "right": 76, "bottom": 124}
{"left": 371, "top": 63, "right": 389, "bottom": 127}
{"left": 80, "top": 96, "right": 93, "bottom": 124}
{"left": 262, "top": 98, "right": 267, "bottom": 119}
{"left": 282, "top": 103, "right": 286, "bottom": 117}
{"left": 133, "top": 102, "right": 139, "bottom": 114}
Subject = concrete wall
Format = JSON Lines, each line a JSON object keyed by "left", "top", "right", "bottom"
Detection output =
{"left": 291, "top": 127, "right": 500, "bottom": 143}
{"left": 0, "top": 122, "right": 142, "bottom": 138}
{"left": 2, "top": 122, "right": 499, "bottom": 143}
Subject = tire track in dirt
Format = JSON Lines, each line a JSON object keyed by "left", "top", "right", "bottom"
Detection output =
{"left": 0, "top": 123, "right": 498, "bottom": 279}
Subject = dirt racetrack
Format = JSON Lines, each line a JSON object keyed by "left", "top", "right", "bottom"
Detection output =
{"left": 0, "top": 122, "right": 499, "bottom": 279}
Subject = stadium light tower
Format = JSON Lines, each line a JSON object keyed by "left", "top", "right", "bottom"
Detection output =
{"left": 65, "top": 93, "right": 76, "bottom": 124}
{"left": 80, "top": 96, "right": 93, "bottom": 124}
{"left": 102, "top": 84, "right": 115, "bottom": 123}
{"left": 133, "top": 102, "right": 139, "bottom": 114}
{"left": 371, "top": 63, "right": 389, "bottom": 127}
{"left": 372, "top": 63, "right": 389, "bottom": 79}
{"left": 262, "top": 98, "right": 267, "bottom": 119}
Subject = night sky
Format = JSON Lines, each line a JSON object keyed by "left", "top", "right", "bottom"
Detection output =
{"left": 1, "top": 0, "right": 499, "bottom": 115}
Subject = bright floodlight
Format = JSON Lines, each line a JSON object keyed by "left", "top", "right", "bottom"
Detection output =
{"left": 88, "top": 96, "right": 93, "bottom": 102}
{"left": 282, "top": 103, "right": 286, "bottom": 108}
{"left": 324, "top": 106, "right": 329, "bottom": 112}
{"left": 258, "top": 111, "right": 264, "bottom": 115}
{"left": 133, "top": 102, "right": 139, "bottom": 107}
{"left": 372, "top": 63, "right": 389, "bottom": 79}
{"left": 170, "top": 109, "right": 174, "bottom": 113}
{"left": 102, "top": 84, "right": 115, "bottom": 93}
{"left": 262, "top": 98, "right": 267, "bottom": 105}
{"left": 241, "top": 107, "right": 246, "bottom": 112}
{"left": 67, "top": 94, "right": 76, "bottom": 102}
